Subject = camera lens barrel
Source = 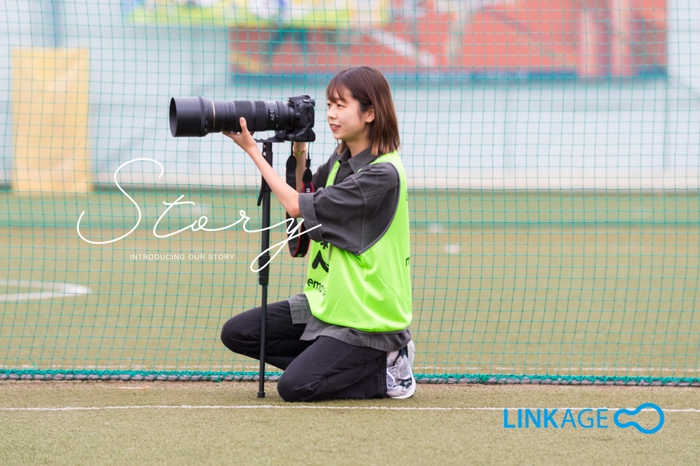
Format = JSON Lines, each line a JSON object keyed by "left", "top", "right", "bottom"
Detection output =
{"left": 169, "top": 97, "right": 207, "bottom": 137}
{"left": 170, "top": 97, "right": 295, "bottom": 137}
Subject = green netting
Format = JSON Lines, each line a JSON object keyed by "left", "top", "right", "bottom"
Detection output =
{"left": 1, "top": 0, "right": 699, "bottom": 385}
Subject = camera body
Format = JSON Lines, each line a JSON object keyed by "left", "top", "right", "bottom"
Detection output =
{"left": 280, "top": 95, "right": 316, "bottom": 142}
{"left": 170, "top": 95, "right": 316, "bottom": 142}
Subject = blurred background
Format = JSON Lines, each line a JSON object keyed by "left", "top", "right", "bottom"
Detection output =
{"left": 0, "top": 0, "right": 698, "bottom": 383}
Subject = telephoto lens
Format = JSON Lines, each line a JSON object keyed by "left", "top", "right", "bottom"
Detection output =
{"left": 170, "top": 97, "right": 296, "bottom": 137}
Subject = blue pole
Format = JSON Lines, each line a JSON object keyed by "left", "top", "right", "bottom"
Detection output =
{"left": 48, "top": 0, "right": 63, "bottom": 47}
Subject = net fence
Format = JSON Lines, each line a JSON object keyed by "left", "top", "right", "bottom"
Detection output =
{"left": 1, "top": 0, "right": 699, "bottom": 385}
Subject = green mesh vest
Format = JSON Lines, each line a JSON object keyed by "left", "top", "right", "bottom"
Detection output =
{"left": 304, "top": 150, "right": 412, "bottom": 332}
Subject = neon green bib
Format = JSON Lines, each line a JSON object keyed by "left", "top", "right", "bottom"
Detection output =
{"left": 304, "top": 151, "right": 412, "bottom": 332}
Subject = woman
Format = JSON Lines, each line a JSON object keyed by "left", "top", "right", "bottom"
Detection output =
{"left": 221, "top": 66, "right": 415, "bottom": 401}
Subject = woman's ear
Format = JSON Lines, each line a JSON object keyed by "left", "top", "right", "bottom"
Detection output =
{"left": 364, "top": 106, "right": 375, "bottom": 123}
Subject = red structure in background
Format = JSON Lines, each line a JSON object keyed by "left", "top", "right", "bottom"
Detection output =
{"left": 229, "top": 0, "right": 666, "bottom": 78}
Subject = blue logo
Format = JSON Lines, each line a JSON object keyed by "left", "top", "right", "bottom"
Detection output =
{"left": 504, "top": 403, "right": 664, "bottom": 434}
{"left": 613, "top": 402, "right": 665, "bottom": 434}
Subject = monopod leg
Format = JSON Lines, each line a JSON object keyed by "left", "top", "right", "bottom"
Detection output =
{"left": 256, "top": 141, "right": 273, "bottom": 398}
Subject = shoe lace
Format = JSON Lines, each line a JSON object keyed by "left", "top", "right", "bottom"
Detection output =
{"left": 386, "top": 364, "right": 399, "bottom": 390}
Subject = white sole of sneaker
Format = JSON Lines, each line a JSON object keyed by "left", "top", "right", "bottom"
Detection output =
{"left": 391, "top": 374, "right": 416, "bottom": 400}
{"left": 391, "top": 340, "right": 416, "bottom": 400}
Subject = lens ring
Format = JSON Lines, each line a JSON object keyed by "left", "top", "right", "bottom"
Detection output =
{"left": 211, "top": 100, "right": 216, "bottom": 129}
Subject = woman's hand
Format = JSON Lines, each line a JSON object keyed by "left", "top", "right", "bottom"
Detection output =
{"left": 222, "top": 116, "right": 300, "bottom": 216}
{"left": 223, "top": 117, "right": 256, "bottom": 154}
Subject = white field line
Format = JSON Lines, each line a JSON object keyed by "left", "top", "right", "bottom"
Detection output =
{"left": 0, "top": 279, "right": 91, "bottom": 302}
{"left": 413, "top": 366, "right": 700, "bottom": 373}
{"left": 0, "top": 405, "right": 698, "bottom": 413}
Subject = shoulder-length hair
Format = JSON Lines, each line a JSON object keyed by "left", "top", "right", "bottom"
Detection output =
{"left": 326, "top": 66, "right": 401, "bottom": 156}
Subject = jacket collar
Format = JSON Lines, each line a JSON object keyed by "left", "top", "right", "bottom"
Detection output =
{"left": 337, "top": 146, "right": 377, "bottom": 173}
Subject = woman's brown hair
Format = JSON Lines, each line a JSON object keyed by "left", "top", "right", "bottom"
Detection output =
{"left": 326, "top": 66, "right": 400, "bottom": 156}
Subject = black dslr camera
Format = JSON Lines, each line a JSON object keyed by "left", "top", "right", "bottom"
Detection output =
{"left": 169, "top": 95, "right": 316, "bottom": 142}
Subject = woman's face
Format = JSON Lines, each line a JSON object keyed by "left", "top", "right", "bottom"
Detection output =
{"left": 326, "top": 88, "right": 374, "bottom": 145}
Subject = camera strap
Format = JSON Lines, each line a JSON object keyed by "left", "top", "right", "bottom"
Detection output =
{"left": 285, "top": 150, "right": 314, "bottom": 257}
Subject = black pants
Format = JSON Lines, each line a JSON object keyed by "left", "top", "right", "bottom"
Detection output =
{"left": 221, "top": 301, "right": 388, "bottom": 401}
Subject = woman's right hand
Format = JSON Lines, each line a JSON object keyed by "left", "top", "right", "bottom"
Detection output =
{"left": 223, "top": 117, "right": 257, "bottom": 154}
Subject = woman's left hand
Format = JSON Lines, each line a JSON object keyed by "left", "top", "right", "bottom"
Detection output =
{"left": 223, "top": 117, "right": 256, "bottom": 154}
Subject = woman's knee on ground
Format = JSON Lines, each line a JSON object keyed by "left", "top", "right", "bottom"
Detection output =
{"left": 277, "top": 369, "right": 323, "bottom": 402}
{"left": 220, "top": 312, "right": 259, "bottom": 353}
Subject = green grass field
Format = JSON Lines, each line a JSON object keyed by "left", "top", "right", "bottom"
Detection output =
{"left": 1, "top": 190, "right": 698, "bottom": 383}
{"left": 1, "top": 382, "right": 699, "bottom": 465}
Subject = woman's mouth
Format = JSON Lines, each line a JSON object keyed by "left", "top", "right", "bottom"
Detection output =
{"left": 330, "top": 125, "right": 340, "bottom": 132}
